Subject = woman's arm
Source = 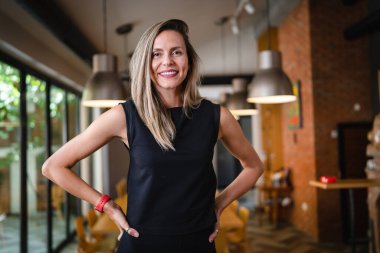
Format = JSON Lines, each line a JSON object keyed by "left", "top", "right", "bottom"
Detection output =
{"left": 42, "top": 104, "right": 139, "bottom": 238}
{"left": 215, "top": 106, "right": 264, "bottom": 210}
{"left": 209, "top": 106, "right": 263, "bottom": 242}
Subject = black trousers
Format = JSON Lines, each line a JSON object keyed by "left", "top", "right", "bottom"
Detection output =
{"left": 116, "top": 227, "right": 216, "bottom": 253}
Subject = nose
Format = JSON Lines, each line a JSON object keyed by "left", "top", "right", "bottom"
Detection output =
{"left": 162, "top": 53, "right": 173, "bottom": 66}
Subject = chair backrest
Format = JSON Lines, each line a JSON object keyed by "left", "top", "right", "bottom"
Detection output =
{"left": 87, "top": 209, "right": 98, "bottom": 229}
{"left": 116, "top": 179, "right": 126, "bottom": 198}
{"left": 75, "top": 216, "right": 86, "bottom": 243}
{"left": 238, "top": 206, "right": 250, "bottom": 225}
{"left": 215, "top": 229, "right": 230, "bottom": 253}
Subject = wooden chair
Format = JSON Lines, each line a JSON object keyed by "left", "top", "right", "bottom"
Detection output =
{"left": 115, "top": 179, "right": 126, "bottom": 198}
{"left": 75, "top": 216, "right": 117, "bottom": 253}
{"left": 87, "top": 209, "right": 98, "bottom": 228}
{"left": 215, "top": 228, "right": 230, "bottom": 253}
{"left": 257, "top": 167, "right": 292, "bottom": 226}
{"left": 227, "top": 205, "right": 251, "bottom": 253}
{"left": 221, "top": 200, "right": 251, "bottom": 253}
{"left": 87, "top": 209, "right": 104, "bottom": 241}
{"left": 52, "top": 184, "right": 64, "bottom": 219}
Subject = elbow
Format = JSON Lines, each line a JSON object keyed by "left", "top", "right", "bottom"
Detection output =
{"left": 41, "top": 158, "right": 52, "bottom": 179}
{"left": 257, "top": 161, "right": 264, "bottom": 176}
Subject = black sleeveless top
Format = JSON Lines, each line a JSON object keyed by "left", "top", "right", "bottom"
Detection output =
{"left": 121, "top": 99, "right": 220, "bottom": 235}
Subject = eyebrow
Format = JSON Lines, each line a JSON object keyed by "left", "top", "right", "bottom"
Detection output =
{"left": 152, "top": 46, "right": 183, "bottom": 51}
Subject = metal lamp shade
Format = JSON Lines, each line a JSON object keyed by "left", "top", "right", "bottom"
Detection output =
{"left": 247, "top": 50, "right": 296, "bottom": 104}
{"left": 227, "top": 91, "right": 258, "bottom": 116}
{"left": 227, "top": 78, "right": 258, "bottom": 116}
{"left": 82, "top": 54, "right": 127, "bottom": 108}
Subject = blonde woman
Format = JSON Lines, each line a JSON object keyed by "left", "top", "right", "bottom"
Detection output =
{"left": 42, "top": 19, "right": 263, "bottom": 253}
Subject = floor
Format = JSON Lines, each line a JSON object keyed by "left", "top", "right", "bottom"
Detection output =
{"left": 60, "top": 210, "right": 369, "bottom": 253}
{"left": 246, "top": 218, "right": 368, "bottom": 253}
{"left": 0, "top": 213, "right": 73, "bottom": 253}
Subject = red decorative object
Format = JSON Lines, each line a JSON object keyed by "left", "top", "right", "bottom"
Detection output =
{"left": 320, "top": 176, "right": 337, "bottom": 184}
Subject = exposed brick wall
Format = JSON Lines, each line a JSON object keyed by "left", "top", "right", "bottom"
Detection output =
{"left": 278, "top": 0, "right": 319, "bottom": 239}
{"left": 279, "top": 0, "right": 372, "bottom": 241}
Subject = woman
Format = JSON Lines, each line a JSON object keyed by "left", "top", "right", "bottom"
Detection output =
{"left": 42, "top": 19, "right": 263, "bottom": 253}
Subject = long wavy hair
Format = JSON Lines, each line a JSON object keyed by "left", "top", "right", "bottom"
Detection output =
{"left": 129, "top": 19, "right": 202, "bottom": 151}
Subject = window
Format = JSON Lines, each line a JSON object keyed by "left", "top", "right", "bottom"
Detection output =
{"left": 0, "top": 55, "right": 81, "bottom": 252}
{"left": 0, "top": 61, "right": 21, "bottom": 253}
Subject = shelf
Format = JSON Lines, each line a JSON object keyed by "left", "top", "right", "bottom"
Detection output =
{"left": 309, "top": 179, "right": 380, "bottom": 189}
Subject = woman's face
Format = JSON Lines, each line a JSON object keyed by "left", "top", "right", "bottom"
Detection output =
{"left": 150, "top": 30, "right": 189, "bottom": 94}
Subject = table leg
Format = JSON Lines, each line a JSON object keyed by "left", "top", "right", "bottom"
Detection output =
{"left": 272, "top": 190, "right": 279, "bottom": 227}
{"left": 348, "top": 188, "right": 356, "bottom": 253}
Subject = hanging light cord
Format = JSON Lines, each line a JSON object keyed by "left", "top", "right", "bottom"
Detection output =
{"left": 267, "top": 0, "right": 272, "bottom": 50}
{"left": 237, "top": 30, "right": 242, "bottom": 74}
{"left": 103, "top": 0, "right": 108, "bottom": 53}
{"left": 221, "top": 24, "right": 226, "bottom": 74}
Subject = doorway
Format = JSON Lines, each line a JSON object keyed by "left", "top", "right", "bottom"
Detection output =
{"left": 337, "top": 121, "right": 372, "bottom": 242}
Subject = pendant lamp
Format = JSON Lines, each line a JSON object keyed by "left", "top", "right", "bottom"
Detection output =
{"left": 227, "top": 78, "right": 258, "bottom": 116}
{"left": 82, "top": 0, "right": 126, "bottom": 108}
{"left": 247, "top": 0, "right": 296, "bottom": 104}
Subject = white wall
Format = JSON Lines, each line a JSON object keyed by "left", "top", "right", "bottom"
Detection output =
{"left": 0, "top": 0, "right": 90, "bottom": 90}
{"left": 197, "top": 24, "right": 258, "bottom": 75}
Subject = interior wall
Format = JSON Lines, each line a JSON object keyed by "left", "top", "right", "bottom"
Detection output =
{"left": 279, "top": 0, "right": 318, "bottom": 239}
{"left": 369, "top": 0, "right": 380, "bottom": 114}
{"left": 279, "top": 0, "right": 373, "bottom": 242}
{"left": 198, "top": 24, "right": 258, "bottom": 75}
{"left": 0, "top": 2, "right": 90, "bottom": 89}
{"left": 311, "top": 0, "right": 372, "bottom": 242}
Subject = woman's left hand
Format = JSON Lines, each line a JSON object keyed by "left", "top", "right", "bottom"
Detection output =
{"left": 208, "top": 201, "right": 223, "bottom": 243}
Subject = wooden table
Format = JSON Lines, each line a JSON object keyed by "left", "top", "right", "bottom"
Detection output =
{"left": 309, "top": 178, "right": 380, "bottom": 253}
{"left": 257, "top": 185, "right": 291, "bottom": 226}
{"left": 309, "top": 179, "right": 380, "bottom": 189}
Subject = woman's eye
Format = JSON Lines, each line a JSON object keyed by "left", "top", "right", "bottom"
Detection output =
{"left": 173, "top": 50, "right": 182, "bottom": 56}
{"left": 152, "top": 52, "right": 161, "bottom": 58}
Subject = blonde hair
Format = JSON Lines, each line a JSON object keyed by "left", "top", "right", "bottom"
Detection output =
{"left": 129, "top": 19, "right": 202, "bottom": 151}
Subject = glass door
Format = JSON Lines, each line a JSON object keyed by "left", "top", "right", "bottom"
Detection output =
{"left": 0, "top": 61, "right": 21, "bottom": 253}
{"left": 26, "top": 74, "right": 48, "bottom": 252}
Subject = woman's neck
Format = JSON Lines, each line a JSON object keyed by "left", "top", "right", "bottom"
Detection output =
{"left": 156, "top": 89, "right": 182, "bottom": 108}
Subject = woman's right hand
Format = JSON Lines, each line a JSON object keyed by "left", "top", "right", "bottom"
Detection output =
{"left": 104, "top": 201, "right": 139, "bottom": 240}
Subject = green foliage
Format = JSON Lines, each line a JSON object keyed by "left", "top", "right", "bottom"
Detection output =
{"left": 0, "top": 62, "right": 20, "bottom": 136}
{"left": 0, "top": 60, "right": 79, "bottom": 185}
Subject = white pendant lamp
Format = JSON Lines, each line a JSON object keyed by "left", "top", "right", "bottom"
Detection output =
{"left": 247, "top": 0, "right": 296, "bottom": 104}
{"left": 247, "top": 50, "right": 296, "bottom": 104}
{"left": 227, "top": 78, "right": 258, "bottom": 116}
{"left": 82, "top": 54, "right": 126, "bottom": 107}
{"left": 82, "top": 0, "right": 126, "bottom": 108}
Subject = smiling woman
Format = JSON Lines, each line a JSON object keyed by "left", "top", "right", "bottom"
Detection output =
{"left": 150, "top": 30, "right": 189, "bottom": 97}
{"left": 41, "top": 19, "right": 263, "bottom": 253}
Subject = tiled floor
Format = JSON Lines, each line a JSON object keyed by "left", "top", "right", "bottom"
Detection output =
{"left": 0, "top": 214, "right": 73, "bottom": 253}
{"left": 245, "top": 210, "right": 369, "bottom": 253}
{"left": 60, "top": 210, "right": 369, "bottom": 253}
{"left": 1, "top": 210, "right": 370, "bottom": 253}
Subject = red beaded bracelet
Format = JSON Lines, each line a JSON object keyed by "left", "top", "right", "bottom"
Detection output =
{"left": 95, "top": 194, "right": 111, "bottom": 213}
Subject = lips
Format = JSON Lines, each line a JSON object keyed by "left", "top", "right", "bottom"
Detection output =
{"left": 159, "top": 70, "right": 178, "bottom": 77}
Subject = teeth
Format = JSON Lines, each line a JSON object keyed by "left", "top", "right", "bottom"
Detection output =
{"left": 160, "top": 71, "right": 177, "bottom": 76}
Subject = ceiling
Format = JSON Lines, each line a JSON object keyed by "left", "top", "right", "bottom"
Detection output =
{"left": 0, "top": 0, "right": 300, "bottom": 90}
{"left": 20, "top": 0, "right": 299, "bottom": 73}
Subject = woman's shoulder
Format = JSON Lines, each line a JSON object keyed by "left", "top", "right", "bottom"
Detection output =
{"left": 119, "top": 99, "right": 138, "bottom": 113}
{"left": 198, "top": 98, "right": 220, "bottom": 109}
{"left": 120, "top": 99, "right": 135, "bottom": 107}
{"left": 196, "top": 99, "right": 221, "bottom": 122}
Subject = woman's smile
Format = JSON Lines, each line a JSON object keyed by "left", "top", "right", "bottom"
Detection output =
{"left": 159, "top": 69, "right": 179, "bottom": 78}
